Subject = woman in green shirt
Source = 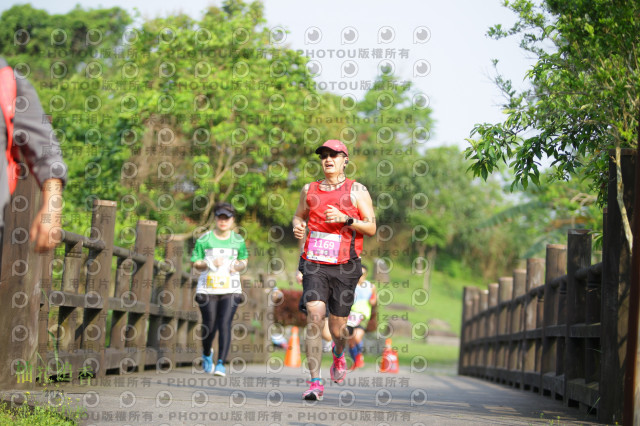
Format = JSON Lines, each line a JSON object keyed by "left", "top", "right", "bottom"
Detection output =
{"left": 191, "top": 202, "right": 248, "bottom": 376}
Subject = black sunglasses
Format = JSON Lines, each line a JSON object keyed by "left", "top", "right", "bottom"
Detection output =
{"left": 319, "top": 152, "right": 345, "bottom": 160}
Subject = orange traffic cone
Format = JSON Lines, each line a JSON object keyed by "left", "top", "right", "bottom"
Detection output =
{"left": 284, "top": 326, "right": 301, "bottom": 367}
{"left": 379, "top": 338, "right": 399, "bottom": 373}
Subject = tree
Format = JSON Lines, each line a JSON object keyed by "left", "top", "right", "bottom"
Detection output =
{"left": 0, "top": 4, "right": 131, "bottom": 79}
{"left": 330, "top": 74, "right": 527, "bottom": 283}
{"left": 0, "top": 2, "right": 438, "bottom": 260}
{"left": 464, "top": 0, "right": 640, "bottom": 250}
{"left": 112, "top": 1, "right": 318, "bottom": 244}
{"left": 0, "top": 4, "right": 135, "bottom": 239}
{"left": 475, "top": 169, "right": 602, "bottom": 260}
{"left": 1, "top": 1, "right": 322, "bottom": 251}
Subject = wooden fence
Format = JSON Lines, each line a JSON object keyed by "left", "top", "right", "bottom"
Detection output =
{"left": 458, "top": 149, "right": 636, "bottom": 424}
{"left": 0, "top": 173, "right": 272, "bottom": 389}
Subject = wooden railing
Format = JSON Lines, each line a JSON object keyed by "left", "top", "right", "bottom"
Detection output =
{"left": 458, "top": 149, "right": 637, "bottom": 424}
{"left": 0, "top": 175, "right": 272, "bottom": 389}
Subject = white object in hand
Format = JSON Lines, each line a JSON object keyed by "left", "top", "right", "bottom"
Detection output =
{"left": 205, "top": 258, "right": 218, "bottom": 272}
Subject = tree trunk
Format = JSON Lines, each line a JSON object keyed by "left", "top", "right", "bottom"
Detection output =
{"left": 423, "top": 246, "right": 437, "bottom": 292}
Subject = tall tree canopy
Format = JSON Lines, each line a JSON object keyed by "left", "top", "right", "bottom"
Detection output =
{"left": 465, "top": 0, "right": 640, "bottom": 205}
{"left": 2, "top": 0, "right": 590, "bottom": 280}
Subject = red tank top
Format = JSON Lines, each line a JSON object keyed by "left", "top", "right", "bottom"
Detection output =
{"left": 303, "top": 178, "right": 363, "bottom": 265}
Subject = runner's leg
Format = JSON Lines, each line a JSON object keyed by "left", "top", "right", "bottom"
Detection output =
{"left": 321, "top": 316, "right": 332, "bottom": 352}
{"left": 328, "top": 313, "right": 349, "bottom": 355}
{"left": 350, "top": 327, "right": 365, "bottom": 358}
{"left": 197, "top": 294, "right": 218, "bottom": 357}
{"left": 214, "top": 293, "right": 237, "bottom": 362}
{"left": 305, "top": 300, "right": 326, "bottom": 379}
{"left": 353, "top": 327, "right": 365, "bottom": 348}
{"left": 322, "top": 317, "right": 332, "bottom": 341}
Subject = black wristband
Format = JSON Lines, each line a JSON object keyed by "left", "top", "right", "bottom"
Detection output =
{"left": 345, "top": 217, "right": 355, "bottom": 226}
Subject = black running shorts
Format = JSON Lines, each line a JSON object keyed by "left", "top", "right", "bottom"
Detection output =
{"left": 300, "top": 257, "right": 363, "bottom": 317}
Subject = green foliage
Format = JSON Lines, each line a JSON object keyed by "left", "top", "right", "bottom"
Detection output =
{"left": 0, "top": 1, "right": 324, "bottom": 249}
{"left": 114, "top": 0, "right": 318, "bottom": 236}
{"left": 0, "top": 394, "right": 85, "bottom": 425}
{"left": 0, "top": 4, "right": 131, "bottom": 79}
{"left": 465, "top": 0, "right": 640, "bottom": 205}
{"left": 1, "top": 1, "right": 438, "bottom": 257}
{"left": 477, "top": 170, "right": 603, "bottom": 259}
{"left": 1, "top": 0, "right": 596, "bottom": 283}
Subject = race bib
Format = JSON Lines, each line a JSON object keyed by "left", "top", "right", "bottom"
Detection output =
{"left": 203, "top": 247, "right": 235, "bottom": 290}
{"left": 346, "top": 312, "right": 364, "bottom": 328}
{"left": 206, "top": 272, "right": 231, "bottom": 290}
{"left": 307, "top": 231, "right": 342, "bottom": 264}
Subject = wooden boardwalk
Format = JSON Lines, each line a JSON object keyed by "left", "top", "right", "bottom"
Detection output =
{"left": 7, "top": 364, "right": 600, "bottom": 425}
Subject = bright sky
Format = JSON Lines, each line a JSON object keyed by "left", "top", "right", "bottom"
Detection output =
{"left": 2, "top": 0, "right": 535, "bottom": 148}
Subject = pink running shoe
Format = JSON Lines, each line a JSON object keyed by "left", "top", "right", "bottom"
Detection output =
{"left": 302, "top": 379, "right": 324, "bottom": 401}
{"left": 330, "top": 346, "right": 347, "bottom": 383}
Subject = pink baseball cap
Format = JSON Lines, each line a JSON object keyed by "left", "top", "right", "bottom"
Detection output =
{"left": 315, "top": 139, "right": 349, "bottom": 156}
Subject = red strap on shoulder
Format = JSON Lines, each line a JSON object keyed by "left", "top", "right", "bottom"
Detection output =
{"left": 0, "top": 66, "right": 19, "bottom": 194}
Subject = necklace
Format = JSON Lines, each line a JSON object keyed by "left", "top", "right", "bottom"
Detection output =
{"left": 321, "top": 175, "right": 347, "bottom": 187}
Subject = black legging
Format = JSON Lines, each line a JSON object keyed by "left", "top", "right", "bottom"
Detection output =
{"left": 196, "top": 293, "right": 240, "bottom": 362}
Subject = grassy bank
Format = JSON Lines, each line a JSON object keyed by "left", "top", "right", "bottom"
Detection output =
{"left": 0, "top": 397, "right": 83, "bottom": 426}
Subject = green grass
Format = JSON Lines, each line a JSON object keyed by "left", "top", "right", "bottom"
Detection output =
{"left": 0, "top": 382, "right": 87, "bottom": 426}
{"left": 382, "top": 263, "right": 480, "bottom": 336}
{"left": 392, "top": 336, "right": 459, "bottom": 368}
{"left": 0, "top": 399, "right": 82, "bottom": 425}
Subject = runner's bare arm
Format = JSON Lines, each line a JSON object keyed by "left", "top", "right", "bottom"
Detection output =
{"left": 370, "top": 284, "right": 377, "bottom": 306}
{"left": 230, "top": 258, "right": 248, "bottom": 272}
{"left": 350, "top": 182, "right": 376, "bottom": 236}
{"left": 193, "top": 260, "right": 208, "bottom": 272}
{"left": 292, "top": 184, "right": 310, "bottom": 240}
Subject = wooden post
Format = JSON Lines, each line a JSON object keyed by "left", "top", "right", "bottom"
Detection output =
{"left": 81, "top": 200, "right": 116, "bottom": 377}
{"left": 535, "top": 288, "right": 544, "bottom": 383}
{"left": 159, "top": 238, "right": 182, "bottom": 366}
{"left": 37, "top": 252, "right": 52, "bottom": 376}
{"left": 0, "top": 176, "right": 42, "bottom": 389}
{"left": 524, "top": 258, "right": 545, "bottom": 392}
{"left": 564, "top": 229, "right": 591, "bottom": 406}
{"left": 109, "top": 257, "right": 133, "bottom": 353}
{"left": 497, "top": 277, "right": 513, "bottom": 381}
{"left": 185, "top": 269, "right": 198, "bottom": 358}
{"left": 626, "top": 146, "right": 640, "bottom": 424}
{"left": 147, "top": 269, "right": 166, "bottom": 366}
{"left": 584, "top": 266, "right": 601, "bottom": 386}
{"left": 487, "top": 283, "right": 499, "bottom": 377}
{"left": 600, "top": 149, "right": 635, "bottom": 423}
{"left": 556, "top": 256, "right": 568, "bottom": 393}
{"left": 480, "top": 290, "right": 489, "bottom": 368}
{"left": 177, "top": 239, "right": 193, "bottom": 363}
{"left": 458, "top": 286, "right": 475, "bottom": 374}
{"left": 127, "top": 220, "right": 157, "bottom": 372}
{"left": 541, "top": 244, "right": 566, "bottom": 396}
{"left": 471, "top": 289, "right": 481, "bottom": 368}
{"left": 510, "top": 268, "right": 526, "bottom": 386}
{"left": 59, "top": 241, "right": 84, "bottom": 354}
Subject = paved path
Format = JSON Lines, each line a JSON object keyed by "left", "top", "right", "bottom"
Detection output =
{"left": 10, "top": 364, "right": 599, "bottom": 425}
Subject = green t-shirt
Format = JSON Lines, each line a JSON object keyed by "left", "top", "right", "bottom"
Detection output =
{"left": 191, "top": 230, "right": 248, "bottom": 294}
